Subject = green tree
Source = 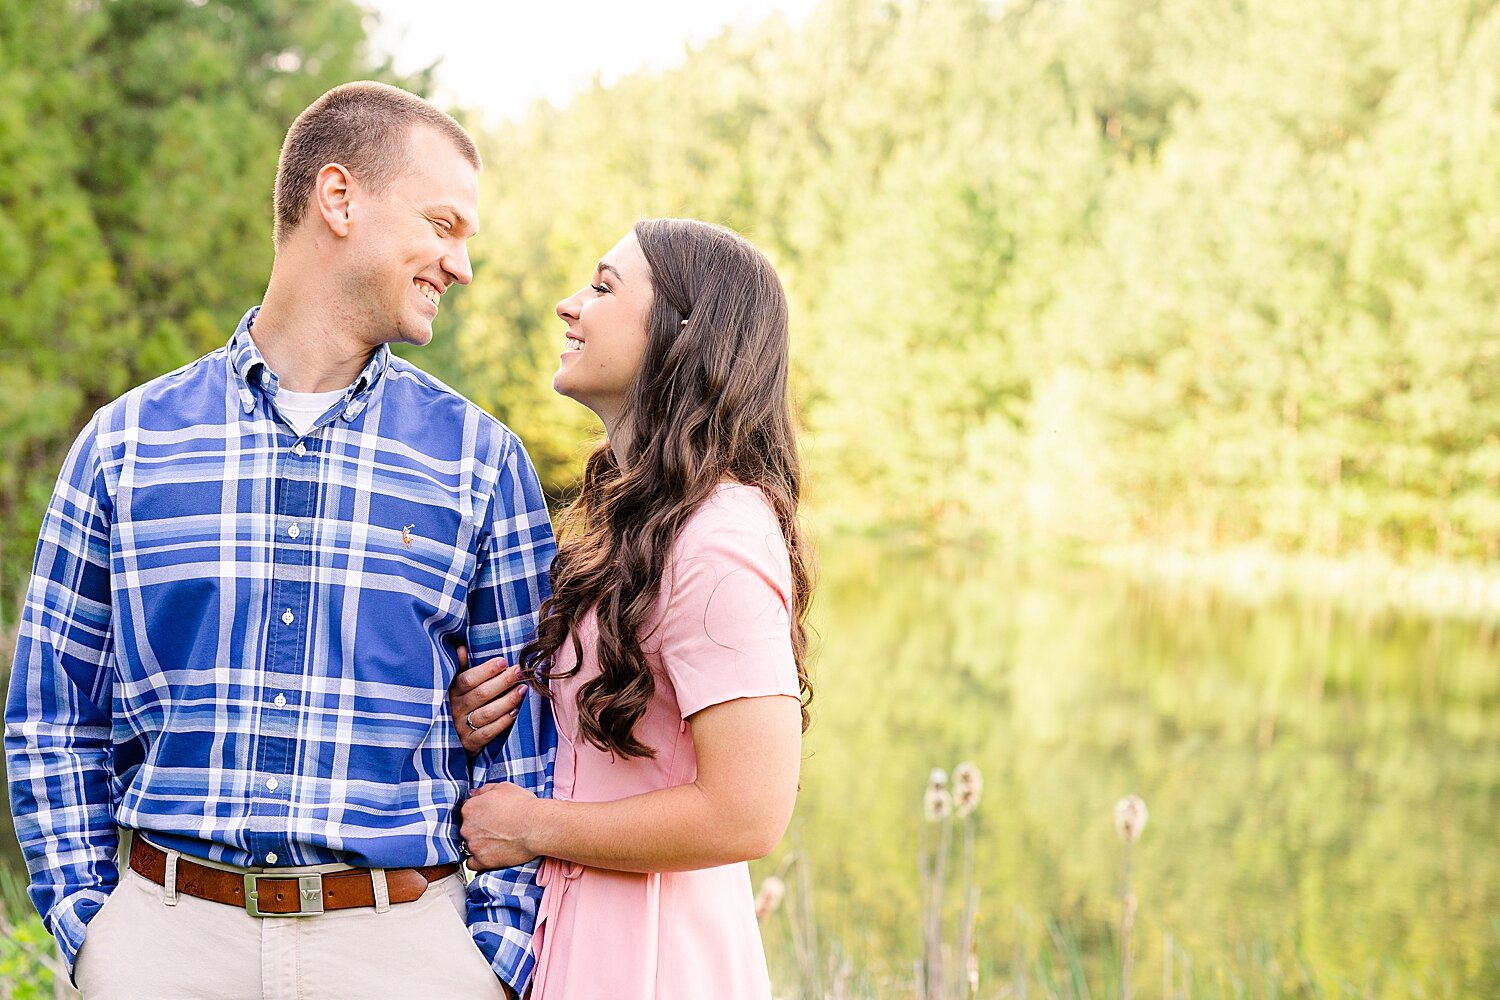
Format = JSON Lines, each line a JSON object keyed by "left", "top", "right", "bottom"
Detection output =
{"left": 0, "top": 0, "right": 428, "bottom": 606}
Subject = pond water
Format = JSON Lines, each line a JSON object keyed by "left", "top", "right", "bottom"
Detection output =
{"left": 754, "top": 541, "right": 1500, "bottom": 997}
{"left": 3, "top": 541, "right": 1497, "bottom": 996}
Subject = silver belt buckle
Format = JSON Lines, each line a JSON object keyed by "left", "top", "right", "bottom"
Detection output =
{"left": 244, "top": 873, "right": 326, "bottom": 917}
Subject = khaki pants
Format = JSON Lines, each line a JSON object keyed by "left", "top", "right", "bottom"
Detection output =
{"left": 74, "top": 866, "right": 506, "bottom": 1000}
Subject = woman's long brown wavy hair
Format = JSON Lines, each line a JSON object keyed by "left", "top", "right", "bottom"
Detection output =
{"left": 519, "top": 218, "right": 813, "bottom": 759}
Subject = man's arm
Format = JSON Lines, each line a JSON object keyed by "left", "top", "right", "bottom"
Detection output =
{"left": 462, "top": 432, "right": 557, "bottom": 998}
{"left": 3, "top": 413, "right": 118, "bottom": 976}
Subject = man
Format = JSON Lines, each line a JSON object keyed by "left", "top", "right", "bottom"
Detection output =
{"left": 4, "top": 82, "right": 554, "bottom": 999}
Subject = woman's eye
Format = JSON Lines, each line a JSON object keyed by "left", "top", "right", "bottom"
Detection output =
{"left": 591, "top": 283, "right": 610, "bottom": 295}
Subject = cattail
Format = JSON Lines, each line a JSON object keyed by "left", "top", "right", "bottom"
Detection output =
{"left": 953, "top": 761, "right": 983, "bottom": 818}
{"left": 1114, "top": 795, "right": 1148, "bottom": 842}
{"left": 754, "top": 875, "right": 786, "bottom": 920}
{"left": 1115, "top": 795, "right": 1148, "bottom": 1000}
{"left": 923, "top": 768, "right": 952, "bottom": 822}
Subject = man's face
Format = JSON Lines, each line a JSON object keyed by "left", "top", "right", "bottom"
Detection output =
{"left": 344, "top": 125, "right": 480, "bottom": 347}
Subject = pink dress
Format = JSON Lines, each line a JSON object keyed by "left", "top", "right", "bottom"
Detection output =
{"left": 529, "top": 484, "right": 800, "bottom": 1000}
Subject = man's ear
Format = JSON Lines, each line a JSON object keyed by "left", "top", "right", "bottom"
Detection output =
{"left": 314, "top": 162, "right": 356, "bottom": 238}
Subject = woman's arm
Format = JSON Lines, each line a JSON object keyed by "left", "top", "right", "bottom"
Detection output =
{"left": 460, "top": 693, "right": 802, "bottom": 873}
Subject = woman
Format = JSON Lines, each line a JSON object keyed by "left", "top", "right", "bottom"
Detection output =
{"left": 452, "top": 218, "right": 813, "bottom": 999}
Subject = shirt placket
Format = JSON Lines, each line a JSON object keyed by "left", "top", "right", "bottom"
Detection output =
{"left": 251, "top": 427, "right": 319, "bottom": 866}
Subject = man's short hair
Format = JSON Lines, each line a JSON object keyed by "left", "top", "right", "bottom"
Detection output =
{"left": 273, "top": 81, "right": 481, "bottom": 246}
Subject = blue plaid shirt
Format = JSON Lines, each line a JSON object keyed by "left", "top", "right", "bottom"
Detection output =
{"left": 4, "top": 308, "right": 557, "bottom": 992}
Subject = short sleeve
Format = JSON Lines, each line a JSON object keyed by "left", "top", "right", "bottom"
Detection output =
{"left": 654, "top": 488, "right": 801, "bottom": 719}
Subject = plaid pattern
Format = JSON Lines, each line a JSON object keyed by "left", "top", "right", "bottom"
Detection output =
{"left": 4, "top": 307, "right": 557, "bottom": 993}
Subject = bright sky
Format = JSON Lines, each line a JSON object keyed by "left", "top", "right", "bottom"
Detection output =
{"left": 359, "top": 0, "right": 822, "bottom": 126}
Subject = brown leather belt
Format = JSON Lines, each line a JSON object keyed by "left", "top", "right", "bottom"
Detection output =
{"left": 128, "top": 835, "right": 460, "bottom": 917}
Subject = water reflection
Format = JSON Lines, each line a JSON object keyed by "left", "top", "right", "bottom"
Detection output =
{"left": 758, "top": 541, "right": 1500, "bottom": 996}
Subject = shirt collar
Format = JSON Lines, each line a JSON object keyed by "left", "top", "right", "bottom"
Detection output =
{"left": 228, "top": 306, "right": 391, "bottom": 422}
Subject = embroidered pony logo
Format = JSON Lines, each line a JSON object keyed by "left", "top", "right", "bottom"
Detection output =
{"left": 401, "top": 524, "right": 415, "bottom": 549}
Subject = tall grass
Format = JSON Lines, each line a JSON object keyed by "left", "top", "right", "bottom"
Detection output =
{"left": 0, "top": 622, "right": 75, "bottom": 1000}
{"left": 0, "top": 865, "right": 68, "bottom": 1000}
{"left": 755, "top": 773, "right": 1480, "bottom": 1000}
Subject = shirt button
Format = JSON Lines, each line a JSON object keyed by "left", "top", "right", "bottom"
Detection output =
{"left": 293, "top": 443, "right": 307, "bottom": 457}
{"left": 266, "top": 777, "right": 279, "bottom": 791}
{"left": 273, "top": 693, "right": 287, "bottom": 708}
{"left": 265, "top": 852, "right": 278, "bottom": 864}
{"left": 260, "top": 373, "right": 271, "bottom": 389}
{"left": 287, "top": 525, "right": 300, "bottom": 539}
{"left": 281, "top": 609, "right": 294, "bottom": 625}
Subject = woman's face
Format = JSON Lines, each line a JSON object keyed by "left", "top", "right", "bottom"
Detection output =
{"left": 553, "top": 231, "right": 656, "bottom": 428}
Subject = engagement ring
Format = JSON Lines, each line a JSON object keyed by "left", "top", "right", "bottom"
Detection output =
{"left": 465, "top": 711, "right": 479, "bottom": 732}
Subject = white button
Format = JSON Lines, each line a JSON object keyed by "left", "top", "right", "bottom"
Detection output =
{"left": 293, "top": 443, "right": 307, "bottom": 457}
{"left": 273, "top": 693, "right": 287, "bottom": 708}
{"left": 266, "top": 777, "right": 279, "bottom": 791}
{"left": 281, "top": 609, "right": 294, "bottom": 625}
{"left": 260, "top": 373, "right": 271, "bottom": 388}
{"left": 265, "top": 852, "right": 278, "bottom": 864}
{"left": 287, "top": 525, "right": 300, "bottom": 539}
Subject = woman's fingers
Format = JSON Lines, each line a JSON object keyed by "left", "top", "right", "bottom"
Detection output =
{"left": 462, "top": 665, "right": 525, "bottom": 709}
{"left": 457, "top": 670, "right": 524, "bottom": 723}
{"left": 451, "top": 650, "right": 507, "bottom": 695}
{"left": 462, "top": 707, "right": 522, "bottom": 753}
{"left": 451, "top": 654, "right": 528, "bottom": 754}
{"left": 465, "top": 681, "right": 526, "bottom": 730}
{"left": 461, "top": 704, "right": 522, "bottom": 754}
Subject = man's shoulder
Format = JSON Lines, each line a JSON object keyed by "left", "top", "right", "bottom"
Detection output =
{"left": 382, "top": 355, "right": 521, "bottom": 454}
{"left": 94, "top": 348, "right": 231, "bottom": 432}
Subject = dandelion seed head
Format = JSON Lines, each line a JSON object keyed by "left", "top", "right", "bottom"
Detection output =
{"left": 954, "top": 761, "right": 983, "bottom": 818}
{"left": 924, "top": 786, "right": 953, "bottom": 822}
{"left": 1114, "top": 794, "right": 1148, "bottom": 842}
{"left": 754, "top": 875, "right": 786, "bottom": 920}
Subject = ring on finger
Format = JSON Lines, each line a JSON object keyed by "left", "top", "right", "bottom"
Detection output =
{"left": 465, "top": 710, "right": 479, "bottom": 732}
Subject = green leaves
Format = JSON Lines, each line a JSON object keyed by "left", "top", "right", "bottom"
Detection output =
{"left": 0, "top": 0, "right": 401, "bottom": 603}
{"left": 449, "top": 0, "right": 1500, "bottom": 561}
{"left": 5, "top": 0, "right": 1500, "bottom": 604}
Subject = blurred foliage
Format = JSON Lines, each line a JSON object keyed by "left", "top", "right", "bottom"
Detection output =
{"left": 0, "top": 913, "right": 56, "bottom": 1000}
{"left": 458, "top": 0, "right": 1500, "bottom": 560}
{"left": 3, "top": 0, "right": 1499, "bottom": 607}
{"left": 0, "top": 859, "right": 57, "bottom": 999}
{"left": 0, "top": 0, "right": 439, "bottom": 607}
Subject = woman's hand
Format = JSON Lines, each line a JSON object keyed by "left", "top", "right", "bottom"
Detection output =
{"left": 449, "top": 647, "right": 528, "bottom": 755}
{"left": 459, "top": 781, "right": 543, "bottom": 871}
{"left": 462, "top": 696, "right": 801, "bottom": 876}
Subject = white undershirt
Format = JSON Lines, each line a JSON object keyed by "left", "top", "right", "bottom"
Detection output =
{"left": 276, "top": 386, "right": 350, "bottom": 436}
